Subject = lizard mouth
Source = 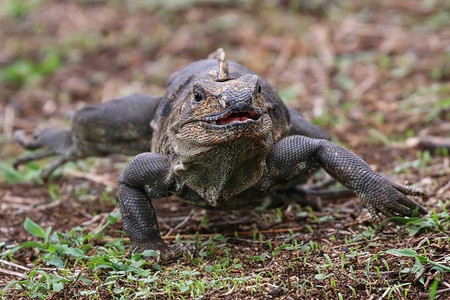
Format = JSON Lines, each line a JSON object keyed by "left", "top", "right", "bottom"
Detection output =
{"left": 200, "top": 105, "right": 264, "bottom": 129}
{"left": 214, "top": 110, "right": 260, "bottom": 125}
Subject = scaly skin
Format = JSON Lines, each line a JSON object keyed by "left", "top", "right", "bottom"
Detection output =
{"left": 14, "top": 49, "right": 427, "bottom": 261}
{"left": 13, "top": 94, "right": 160, "bottom": 180}
{"left": 118, "top": 50, "right": 427, "bottom": 261}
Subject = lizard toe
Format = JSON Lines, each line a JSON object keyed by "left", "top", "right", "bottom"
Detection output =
{"left": 391, "top": 182, "right": 427, "bottom": 198}
{"left": 157, "top": 243, "right": 197, "bottom": 263}
{"left": 365, "top": 204, "right": 383, "bottom": 223}
{"left": 395, "top": 194, "right": 428, "bottom": 215}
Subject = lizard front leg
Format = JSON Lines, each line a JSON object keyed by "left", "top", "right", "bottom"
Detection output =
{"left": 263, "top": 136, "right": 427, "bottom": 221}
{"left": 118, "top": 153, "right": 194, "bottom": 262}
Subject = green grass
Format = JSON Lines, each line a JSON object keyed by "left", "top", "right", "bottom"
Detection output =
{"left": 1, "top": 0, "right": 42, "bottom": 19}
{"left": 0, "top": 161, "right": 42, "bottom": 184}
{"left": 2, "top": 210, "right": 449, "bottom": 299}
{"left": 1, "top": 216, "right": 251, "bottom": 299}
{"left": 1, "top": 51, "right": 61, "bottom": 86}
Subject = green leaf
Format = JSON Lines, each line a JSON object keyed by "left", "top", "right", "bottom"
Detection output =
{"left": 43, "top": 253, "right": 64, "bottom": 268}
{"left": 314, "top": 273, "right": 334, "bottom": 280}
{"left": 425, "top": 98, "right": 450, "bottom": 122}
{"left": 107, "top": 210, "right": 121, "bottom": 224}
{"left": 204, "top": 265, "right": 214, "bottom": 273}
{"left": 179, "top": 284, "right": 190, "bottom": 293}
{"left": 1, "top": 59, "right": 34, "bottom": 84}
{"left": 400, "top": 267, "right": 410, "bottom": 274}
{"left": 24, "top": 218, "right": 46, "bottom": 238}
{"left": 44, "top": 226, "right": 53, "bottom": 243}
{"left": 412, "top": 257, "right": 425, "bottom": 278}
{"left": 429, "top": 277, "right": 440, "bottom": 300}
{"left": 19, "top": 241, "right": 45, "bottom": 249}
{"left": 65, "top": 247, "right": 87, "bottom": 258}
{"left": 153, "top": 262, "right": 162, "bottom": 271}
{"left": 386, "top": 249, "right": 417, "bottom": 257}
{"left": 0, "top": 240, "right": 47, "bottom": 257}
{"left": 248, "top": 253, "right": 269, "bottom": 261}
{"left": 53, "top": 282, "right": 64, "bottom": 292}
{"left": 38, "top": 51, "right": 60, "bottom": 76}
{"left": 142, "top": 249, "right": 159, "bottom": 257}
{"left": 3, "top": 280, "right": 23, "bottom": 291}
{"left": 272, "top": 244, "right": 292, "bottom": 256}
{"left": 429, "top": 261, "right": 450, "bottom": 273}
{"left": 79, "top": 277, "right": 93, "bottom": 285}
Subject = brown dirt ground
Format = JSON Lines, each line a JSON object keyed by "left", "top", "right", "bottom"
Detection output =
{"left": 0, "top": 0, "right": 449, "bottom": 299}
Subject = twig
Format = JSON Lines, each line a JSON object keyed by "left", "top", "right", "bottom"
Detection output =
{"left": 1, "top": 202, "right": 31, "bottom": 210}
{"left": 341, "top": 217, "right": 373, "bottom": 228}
{"left": 19, "top": 200, "right": 62, "bottom": 213}
{"left": 2, "top": 193, "right": 37, "bottom": 205}
{"left": 377, "top": 286, "right": 392, "bottom": 300}
{"left": 82, "top": 211, "right": 113, "bottom": 227}
{"left": 220, "top": 285, "right": 235, "bottom": 297}
{"left": 159, "top": 215, "right": 194, "bottom": 223}
{"left": 369, "top": 270, "right": 399, "bottom": 276}
{"left": 436, "top": 181, "right": 450, "bottom": 196}
{"left": 407, "top": 136, "right": 450, "bottom": 151}
{"left": 350, "top": 71, "right": 378, "bottom": 99}
{"left": 164, "top": 213, "right": 194, "bottom": 237}
{"left": 63, "top": 170, "right": 115, "bottom": 187}
{"left": 3, "top": 104, "right": 15, "bottom": 137}
{"left": 0, "top": 259, "right": 30, "bottom": 271}
{"left": 0, "top": 267, "right": 26, "bottom": 279}
{"left": 419, "top": 287, "right": 450, "bottom": 299}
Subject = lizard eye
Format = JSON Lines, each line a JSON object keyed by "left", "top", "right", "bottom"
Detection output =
{"left": 256, "top": 82, "right": 262, "bottom": 94}
{"left": 193, "top": 88, "right": 205, "bottom": 102}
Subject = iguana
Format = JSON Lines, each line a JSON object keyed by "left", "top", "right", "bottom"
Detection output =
{"left": 14, "top": 49, "right": 427, "bottom": 261}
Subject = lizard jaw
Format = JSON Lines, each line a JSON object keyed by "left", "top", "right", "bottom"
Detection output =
{"left": 199, "top": 106, "right": 265, "bottom": 129}
{"left": 215, "top": 110, "right": 260, "bottom": 125}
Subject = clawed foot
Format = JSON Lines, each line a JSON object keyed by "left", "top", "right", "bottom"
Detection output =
{"left": 132, "top": 241, "right": 197, "bottom": 263}
{"left": 158, "top": 243, "right": 197, "bottom": 263}
{"left": 12, "top": 129, "right": 76, "bottom": 181}
{"left": 361, "top": 175, "right": 428, "bottom": 223}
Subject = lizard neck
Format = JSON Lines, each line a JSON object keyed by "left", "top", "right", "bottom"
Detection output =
{"left": 172, "top": 137, "right": 272, "bottom": 207}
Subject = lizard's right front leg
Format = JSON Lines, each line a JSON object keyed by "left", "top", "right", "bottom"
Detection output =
{"left": 118, "top": 153, "right": 194, "bottom": 262}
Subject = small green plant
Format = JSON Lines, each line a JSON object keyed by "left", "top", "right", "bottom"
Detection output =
{"left": 1, "top": 51, "right": 61, "bottom": 85}
{"left": 3, "top": 0, "right": 42, "bottom": 18}
{"left": 425, "top": 97, "right": 450, "bottom": 122}
{"left": 248, "top": 253, "right": 269, "bottom": 262}
{"left": 391, "top": 212, "right": 449, "bottom": 236}
{"left": 385, "top": 248, "right": 450, "bottom": 287}
{"left": 0, "top": 161, "right": 42, "bottom": 183}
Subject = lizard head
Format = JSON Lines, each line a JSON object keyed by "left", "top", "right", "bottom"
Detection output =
{"left": 175, "top": 73, "right": 273, "bottom": 146}
{"left": 170, "top": 49, "right": 273, "bottom": 149}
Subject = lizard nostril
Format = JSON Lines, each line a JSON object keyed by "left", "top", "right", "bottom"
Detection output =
{"left": 234, "top": 101, "right": 250, "bottom": 112}
{"left": 246, "top": 91, "right": 253, "bottom": 104}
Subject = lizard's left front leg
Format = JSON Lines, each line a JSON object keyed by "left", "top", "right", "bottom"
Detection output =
{"left": 263, "top": 136, "right": 427, "bottom": 221}
{"left": 118, "top": 153, "right": 194, "bottom": 262}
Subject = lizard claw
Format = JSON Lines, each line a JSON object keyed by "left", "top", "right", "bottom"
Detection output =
{"left": 360, "top": 175, "right": 428, "bottom": 221}
{"left": 132, "top": 240, "right": 197, "bottom": 263}
{"left": 156, "top": 243, "right": 197, "bottom": 263}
